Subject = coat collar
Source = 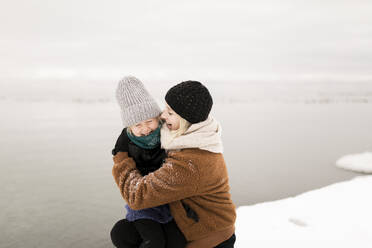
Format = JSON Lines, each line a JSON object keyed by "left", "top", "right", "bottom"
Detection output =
{"left": 160, "top": 116, "right": 223, "bottom": 153}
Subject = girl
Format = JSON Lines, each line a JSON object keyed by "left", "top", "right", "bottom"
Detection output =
{"left": 112, "top": 80, "right": 236, "bottom": 248}
{"left": 110, "top": 76, "right": 187, "bottom": 248}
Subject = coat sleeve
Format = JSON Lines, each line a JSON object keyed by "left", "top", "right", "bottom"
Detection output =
{"left": 112, "top": 151, "right": 200, "bottom": 210}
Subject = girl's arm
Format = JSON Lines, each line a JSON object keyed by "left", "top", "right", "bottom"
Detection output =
{"left": 112, "top": 128, "right": 130, "bottom": 156}
{"left": 112, "top": 151, "right": 200, "bottom": 210}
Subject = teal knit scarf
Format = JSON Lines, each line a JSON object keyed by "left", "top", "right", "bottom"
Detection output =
{"left": 127, "top": 125, "right": 161, "bottom": 149}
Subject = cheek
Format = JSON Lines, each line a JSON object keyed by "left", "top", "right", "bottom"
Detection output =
{"left": 130, "top": 127, "right": 141, "bottom": 136}
{"left": 150, "top": 122, "right": 159, "bottom": 130}
{"left": 168, "top": 116, "right": 175, "bottom": 125}
{"left": 171, "top": 116, "right": 180, "bottom": 128}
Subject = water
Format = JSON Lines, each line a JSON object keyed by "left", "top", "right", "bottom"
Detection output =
{"left": 1, "top": 81, "right": 371, "bottom": 247}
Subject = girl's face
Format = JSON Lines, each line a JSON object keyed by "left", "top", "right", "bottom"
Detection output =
{"left": 160, "top": 105, "right": 181, "bottom": 131}
{"left": 130, "top": 117, "right": 159, "bottom": 137}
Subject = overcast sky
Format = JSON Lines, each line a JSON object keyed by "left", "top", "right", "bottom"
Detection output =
{"left": 1, "top": 0, "right": 371, "bottom": 81}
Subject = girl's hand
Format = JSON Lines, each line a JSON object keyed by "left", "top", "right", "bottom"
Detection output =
{"left": 112, "top": 128, "right": 130, "bottom": 155}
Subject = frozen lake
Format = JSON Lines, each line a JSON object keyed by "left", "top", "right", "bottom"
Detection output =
{"left": 1, "top": 80, "right": 371, "bottom": 247}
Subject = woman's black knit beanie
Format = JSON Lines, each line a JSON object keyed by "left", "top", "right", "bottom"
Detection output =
{"left": 165, "top": 80, "right": 213, "bottom": 124}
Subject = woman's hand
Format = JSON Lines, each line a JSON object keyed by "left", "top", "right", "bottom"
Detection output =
{"left": 112, "top": 128, "right": 130, "bottom": 155}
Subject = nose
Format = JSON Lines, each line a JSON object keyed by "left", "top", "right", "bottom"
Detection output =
{"left": 142, "top": 126, "right": 151, "bottom": 136}
{"left": 160, "top": 111, "right": 167, "bottom": 120}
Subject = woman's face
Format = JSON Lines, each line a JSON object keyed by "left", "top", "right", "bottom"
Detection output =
{"left": 161, "top": 105, "right": 180, "bottom": 131}
{"left": 130, "top": 117, "right": 159, "bottom": 137}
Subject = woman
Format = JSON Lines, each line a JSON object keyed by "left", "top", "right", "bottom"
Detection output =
{"left": 112, "top": 80, "right": 236, "bottom": 248}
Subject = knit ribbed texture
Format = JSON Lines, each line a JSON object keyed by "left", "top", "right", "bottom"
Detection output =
{"left": 165, "top": 80, "right": 213, "bottom": 124}
{"left": 116, "top": 76, "right": 161, "bottom": 127}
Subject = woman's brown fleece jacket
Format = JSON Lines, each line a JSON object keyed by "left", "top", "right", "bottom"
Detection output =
{"left": 112, "top": 148, "right": 236, "bottom": 248}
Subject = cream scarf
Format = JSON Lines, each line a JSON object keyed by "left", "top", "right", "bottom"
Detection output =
{"left": 160, "top": 116, "right": 223, "bottom": 153}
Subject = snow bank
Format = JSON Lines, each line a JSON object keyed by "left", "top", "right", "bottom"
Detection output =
{"left": 235, "top": 176, "right": 372, "bottom": 248}
{"left": 336, "top": 152, "right": 372, "bottom": 173}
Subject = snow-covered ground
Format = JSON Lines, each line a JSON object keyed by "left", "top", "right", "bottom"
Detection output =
{"left": 235, "top": 175, "right": 372, "bottom": 248}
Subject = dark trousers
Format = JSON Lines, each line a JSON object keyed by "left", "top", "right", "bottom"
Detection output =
{"left": 214, "top": 233, "right": 236, "bottom": 248}
{"left": 110, "top": 218, "right": 187, "bottom": 248}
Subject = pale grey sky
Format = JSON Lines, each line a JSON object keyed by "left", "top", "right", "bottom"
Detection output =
{"left": 1, "top": 0, "right": 371, "bottom": 81}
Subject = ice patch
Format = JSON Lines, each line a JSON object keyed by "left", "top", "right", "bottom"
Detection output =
{"left": 336, "top": 152, "right": 372, "bottom": 174}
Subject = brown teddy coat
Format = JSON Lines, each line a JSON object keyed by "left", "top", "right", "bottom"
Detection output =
{"left": 112, "top": 117, "right": 236, "bottom": 248}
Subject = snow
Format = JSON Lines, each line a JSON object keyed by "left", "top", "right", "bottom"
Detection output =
{"left": 235, "top": 176, "right": 372, "bottom": 248}
{"left": 336, "top": 152, "right": 372, "bottom": 174}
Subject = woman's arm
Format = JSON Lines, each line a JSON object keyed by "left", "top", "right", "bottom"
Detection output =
{"left": 112, "top": 151, "right": 200, "bottom": 210}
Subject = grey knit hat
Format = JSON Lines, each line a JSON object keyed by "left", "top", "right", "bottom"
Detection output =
{"left": 116, "top": 76, "right": 161, "bottom": 127}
